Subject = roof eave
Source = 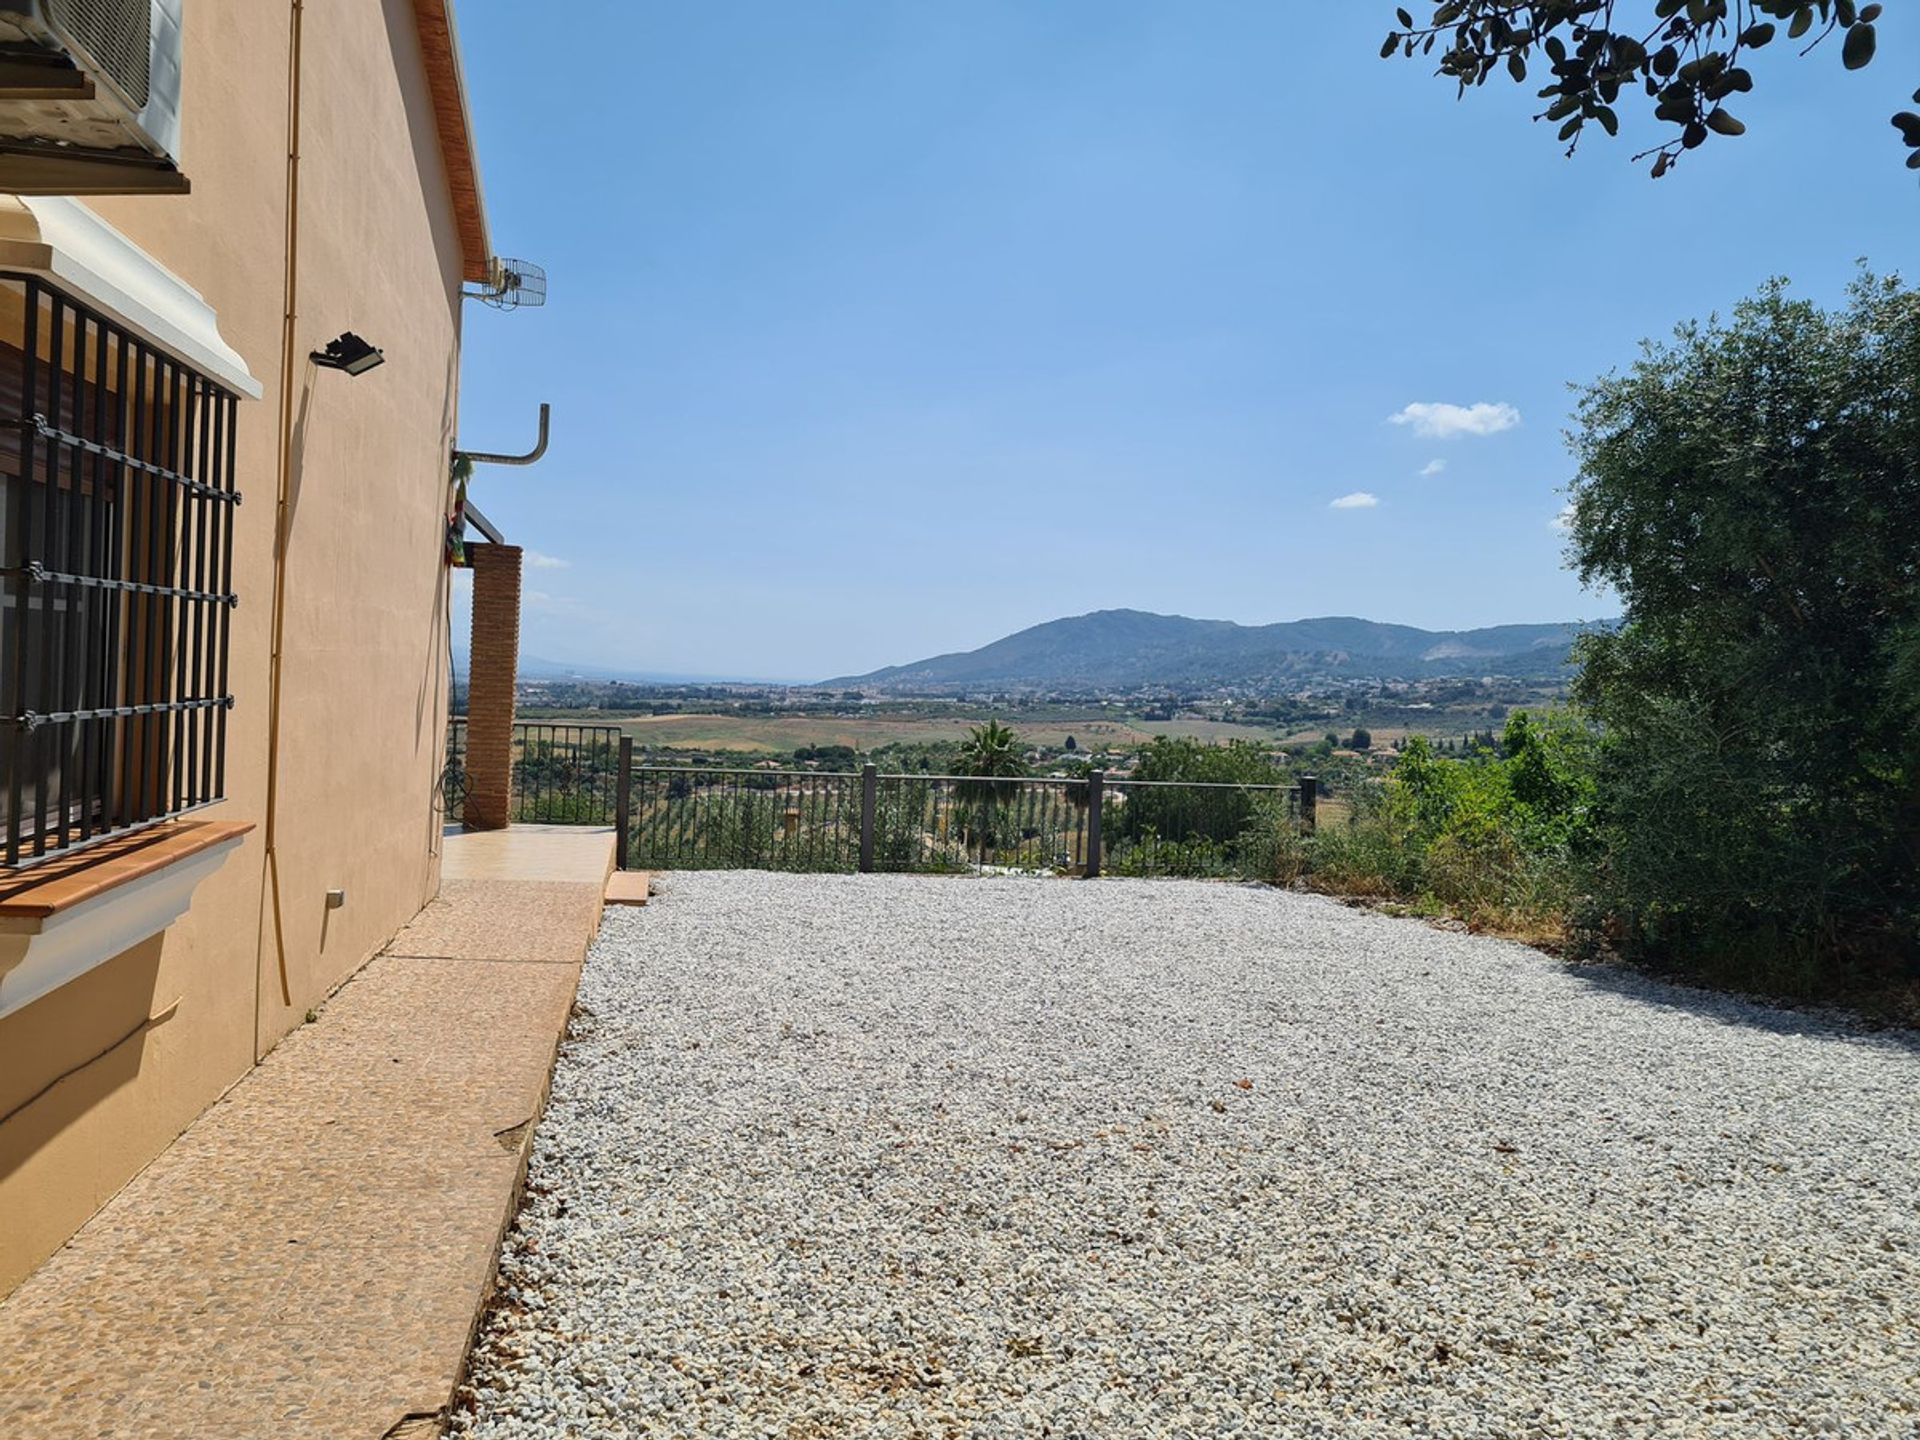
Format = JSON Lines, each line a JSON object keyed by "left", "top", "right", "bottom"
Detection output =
{"left": 411, "top": 0, "right": 491, "bottom": 285}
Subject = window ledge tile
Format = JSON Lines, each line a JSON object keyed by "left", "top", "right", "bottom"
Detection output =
{"left": 0, "top": 820, "right": 252, "bottom": 1019}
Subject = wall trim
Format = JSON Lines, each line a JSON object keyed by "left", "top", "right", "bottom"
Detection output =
{"left": 0, "top": 833, "right": 247, "bottom": 1020}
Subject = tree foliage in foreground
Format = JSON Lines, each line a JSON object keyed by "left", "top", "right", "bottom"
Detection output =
{"left": 1381, "top": 2, "right": 1920, "bottom": 178}
{"left": 1566, "top": 272, "right": 1920, "bottom": 984}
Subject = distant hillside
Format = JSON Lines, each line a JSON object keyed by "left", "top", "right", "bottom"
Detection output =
{"left": 824, "top": 610, "right": 1602, "bottom": 691}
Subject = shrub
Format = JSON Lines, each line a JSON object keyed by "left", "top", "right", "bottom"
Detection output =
{"left": 1299, "top": 724, "right": 1590, "bottom": 939}
{"left": 1112, "top": 738, "right": 1282, "bottom": 848}
{"left": 1566, "top": 273, "right": 1920, "bottom": 991}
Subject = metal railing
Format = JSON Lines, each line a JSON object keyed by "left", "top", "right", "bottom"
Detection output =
{"left": 626, "top": 767, "right": 863, "bottom": 873}
{"left": 1102, "top": 776, "right": 1309, "bottom": 879}
{"left": 443, "top": 718, "right": 623, "bottom": 826}
{"left": 621, "top": 764, "right": 1318, "bottom": 880}
{"left": 440, "top": 719, "right": 1324, "bottom": 882}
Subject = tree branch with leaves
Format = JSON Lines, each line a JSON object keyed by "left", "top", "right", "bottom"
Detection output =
{"left": 1381, "top": 2, "right": 1916, "bottom": 178}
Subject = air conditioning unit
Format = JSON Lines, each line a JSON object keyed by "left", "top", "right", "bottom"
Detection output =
{"left": 0, "top": 0, "right": 186, "bottom": 194}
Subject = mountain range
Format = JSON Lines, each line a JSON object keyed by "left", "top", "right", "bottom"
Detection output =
{"left": 825, "top": 610, "right": 1603, "bottom": 691}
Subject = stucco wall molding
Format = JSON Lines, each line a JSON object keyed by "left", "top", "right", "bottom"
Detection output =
{"left": 0, "top": 195, "right": 263, "bottom": 399}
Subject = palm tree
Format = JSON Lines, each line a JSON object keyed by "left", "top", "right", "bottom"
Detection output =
{"left": 952, "top": 720, "right": 1029, "bottom": 862}
{"left": 954, "top": 720, "right": 1025, "bottom": 782}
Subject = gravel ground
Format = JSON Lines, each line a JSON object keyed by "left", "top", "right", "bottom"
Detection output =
{"left": 452, "top": 871, "right": 1920, "bottom": 1439}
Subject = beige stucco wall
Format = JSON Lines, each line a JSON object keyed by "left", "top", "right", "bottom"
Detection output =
{"left": 0, "top": 0, "right": 469, "bottom": 1296}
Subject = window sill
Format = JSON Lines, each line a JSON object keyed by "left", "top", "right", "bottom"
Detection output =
{"left": 0, "top": 820, "right": 253, "bottom": 1019}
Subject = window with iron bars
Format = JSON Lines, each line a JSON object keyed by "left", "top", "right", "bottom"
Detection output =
{"left": 0, "top": 273, "right": 241, "bottom": 868}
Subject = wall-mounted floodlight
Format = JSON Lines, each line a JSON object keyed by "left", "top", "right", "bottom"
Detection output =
{"left": 310, "top": 331, "right": 385, "bottom": 376}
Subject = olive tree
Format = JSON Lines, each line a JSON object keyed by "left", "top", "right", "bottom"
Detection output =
{"left": 1566, "top": 272, "right": 1920, "bottom": 987}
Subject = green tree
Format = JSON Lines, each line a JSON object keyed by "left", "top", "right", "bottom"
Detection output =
{"left": 952, "top": 720, "right": 1030, "bottom": 861}
{"left": 1500, "top": 710, "right": 1598, "bottom": 853}
{"left": 1567, "top": 272, "right": 1920, "bottom": 986}
{"left": 1381, "top": 2, "right": 1915, "bottom": 178}
{"left": 1349, "top": 727, "right": 1373, "bottom": 751}
{"left": 953, "top": 720, "right": 1027, "bottom": 785}
{"left": 1110, "top": 737, "right": 1285, "bottom": 863}
{"left": 794, "top": 744, "right": 856, "bottom": 769}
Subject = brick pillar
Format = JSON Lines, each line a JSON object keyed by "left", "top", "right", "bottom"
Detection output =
{"left": 464, "top": 542, "right": 522, "bottom": 830}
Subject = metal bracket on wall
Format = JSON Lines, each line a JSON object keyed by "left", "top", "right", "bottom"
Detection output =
{"left": 452, "top": 402, "right": 549, "bottom": 468}
{"left": 462, "top": 498, "right": 505, "bottom": 545}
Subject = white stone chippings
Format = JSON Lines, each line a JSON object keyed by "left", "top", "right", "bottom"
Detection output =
{"left": 449, "top": 871, "right": 1920, "bottom": 1439}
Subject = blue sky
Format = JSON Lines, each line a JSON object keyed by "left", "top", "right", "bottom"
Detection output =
{"left": 450, "top": 2, "right": 1915, "bottom": 682}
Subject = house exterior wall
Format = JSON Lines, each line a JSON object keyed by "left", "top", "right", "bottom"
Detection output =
{"left": 0, "top": 0, "right": 471, "bottom": 1295}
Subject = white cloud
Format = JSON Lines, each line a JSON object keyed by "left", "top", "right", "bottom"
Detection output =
{"left": 526, "top": 551, "right": 570, "bottom": 569}
{"left": 1389, "top": 401, "right": 1521, "bottom": 440}
{"left": 1550, "top": 501, "right": 1575, "bottom": 533}
{"left": 1419, "top": 458, "right": 1447, "bottom": 477}
{"left": 1330, "top": 491, "right": 1380, "bottom": 510}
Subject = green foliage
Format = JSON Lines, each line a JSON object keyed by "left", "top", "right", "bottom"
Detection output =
{"left": 953, "top": 720, "right": 1028, "bottom": 780}
{"left": 1501, "top": 710, "right": 1598, "bottom": 854}
{"left": 867, "top": 778, "right": 972, "bottom": 873}
{"left": 1129, "top": 736, "right": 1283, "bottom": 788}
{"left": 951, "top": 721, "right": 1031, "bottom": 860}
{"left": 1237, "top": 794, "right": 1313, "bottom": 885}
{"left": 629, "top": 782, "right": 859, "bottom": 873}
{"left": 1565, "top": 272, "right": 1920, "bottom": 988}
{"left": 868, "top": 740, "right": 960, "bottom": 775}
{"left": 511, "top": 738, "right": 617, "bottom": 823}
{"left": 1307, "top": 783, "right": 1430, "bottom": 899}
{"left": 1305, "top": 722, "right": 1593, "bottom": 934}
{"left": 793, "top": 744, "right": 857, "bottom": 768}
{"left": 1118, "top": 737, "right": 1282, "bottom": 840}
{"left": 1107, "top": 833, "right": 1233, "bottom": 879}
{"left": 1108, "top": 738, "right": 1289, "bottom": 876}
{"left": 952, "top": 720, "right": 1029, "bottom": 801}
{"left": 1381, "top": 2, "right": 1909, "bottom": 179}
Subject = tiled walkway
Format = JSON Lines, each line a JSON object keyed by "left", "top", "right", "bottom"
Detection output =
{"left": 0, "top": 826, "right": 614, "bottom": 1440}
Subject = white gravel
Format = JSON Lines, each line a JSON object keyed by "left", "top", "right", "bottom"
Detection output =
{"left": 452, "top": 871, "right": 1920, "bottom": 1439}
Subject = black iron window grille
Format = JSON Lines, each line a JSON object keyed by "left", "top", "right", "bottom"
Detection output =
{"left": 0, "top": 273, "right": 241, "bottom": 868}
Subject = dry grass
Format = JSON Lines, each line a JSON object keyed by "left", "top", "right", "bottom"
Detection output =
{"left": 1307, "top": 884, "right": 1571, "bottom": 952}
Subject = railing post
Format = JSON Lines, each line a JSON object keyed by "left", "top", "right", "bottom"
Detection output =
{"left": 1298, "top": 774, "right": 1318, "bottom": 833}
{"left": 1085, "top": 769, "right": 1104, "bottom": 879}
{"left": 615, "top": 735, "right": 633, "bottom": 869}
{"left": 859, "top": 763, "right": 877, "bottom": 873}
